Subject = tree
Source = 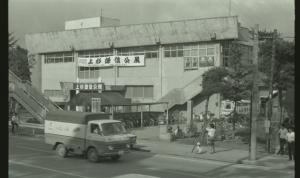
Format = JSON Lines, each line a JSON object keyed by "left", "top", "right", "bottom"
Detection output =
{"left": 259, "top": 35, "right": 294, "bottom": 123}
{"left": 9, "top": 32, "right": 18, "bottom": 48}
{"left": 201, "top": 67, "right": 229, "bottom": 143}
{"left": 9, "top": 33, "right": 31, "bottom": 81}
{"left": 222, "top": 43, "right": 255, "bottom": 138}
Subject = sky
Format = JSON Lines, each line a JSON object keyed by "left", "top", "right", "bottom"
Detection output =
{"left": 9, "top": 0, "right": 295, "bottom": 48}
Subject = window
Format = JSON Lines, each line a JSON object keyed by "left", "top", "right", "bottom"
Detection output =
{"left": 125, "top": 86, "right": 154, "bottom": 99}
{"left": 144, "top": 86, "right": 154, "bottom": 98}
{"left": 117, "top": 46, "right": 158, "bottom": 59}
{"left": 164, "top": 45, "right": 183, "bottom": 58}
{"left": 78, "top": 67, "right": 100, "bottom": 79}
{"left": 78, "top": 49, "right": 113, "bottom": 58}
{"left": 133, "top": 87, "right": 143, "bottom": 98}
{"left": 101, "top": 122, "right": 126, "bottom": 136}
{"left": 222, "top": 41, "right": 232, "bottom": 67}
{"left": 44, "top": 52, "right": 74, "bottom": 64}
{"left": 91, "top": 123, "right": 100, "bottom": 134}
{"left": 225, "top": 103, "right": 232, "bottom": 109}
{"left": 183, "top": 44, "right": 215, "bottom": 69}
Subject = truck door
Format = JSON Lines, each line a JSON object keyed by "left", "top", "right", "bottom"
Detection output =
{"left": 86, "top": 122, "right": 105, "bottom": 149}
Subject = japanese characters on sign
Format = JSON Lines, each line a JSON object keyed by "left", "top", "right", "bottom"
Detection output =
{"left": 73, "top": 83, "right": 104, "bottom": 91}
{"left": 77, "top": 55, "right": 144, "bottom": 67}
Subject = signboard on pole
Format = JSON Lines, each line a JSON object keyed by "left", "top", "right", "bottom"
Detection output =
{"left": 78, "top": 55, "right": 144, "bottom": 67}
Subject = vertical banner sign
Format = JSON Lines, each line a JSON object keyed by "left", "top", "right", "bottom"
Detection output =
{"left": 78, "top": 55, "right": 144, "bottom": 67}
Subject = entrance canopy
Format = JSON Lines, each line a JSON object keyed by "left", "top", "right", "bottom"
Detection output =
{"left": 69, "top": 91, "right": 131, "bottom": 106}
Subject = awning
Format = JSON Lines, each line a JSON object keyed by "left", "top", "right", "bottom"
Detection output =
{"left": 69, "top": 92, "right": 131, "bottom": 106}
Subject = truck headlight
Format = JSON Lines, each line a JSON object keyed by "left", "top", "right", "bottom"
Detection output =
{"left": 126, "top": 144, "right": 130, "bottom": 148}
{"left": 108, "top": 145, "right": 114, "bottom": 150}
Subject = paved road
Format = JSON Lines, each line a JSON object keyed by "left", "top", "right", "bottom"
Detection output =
{"left": 9, "top": 135, "right": 294, "bottom": 178}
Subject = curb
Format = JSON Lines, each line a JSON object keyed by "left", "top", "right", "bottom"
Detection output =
{"left": 135, "top": 149, "right": 294, "bottom": 171}
{"left": 134, "top": 142, "right": 294, "bottom": 170}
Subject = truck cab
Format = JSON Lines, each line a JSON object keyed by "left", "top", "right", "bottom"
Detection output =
{"left": 85, "top": 120, "right": 130, "bottom": 161}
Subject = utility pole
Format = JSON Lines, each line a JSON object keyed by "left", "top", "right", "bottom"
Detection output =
{"left": 266, "top": 29, "right": 277, "bottom": 152}
{"left": 250, "top": 24, "right": 259, "bottom": 161}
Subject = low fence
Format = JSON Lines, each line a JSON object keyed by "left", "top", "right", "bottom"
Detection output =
{"left": 8, "top": 122, "right": 44, "bottom": 135}
{"left": 113, "top": 111, "right": 163, "bottom": 128}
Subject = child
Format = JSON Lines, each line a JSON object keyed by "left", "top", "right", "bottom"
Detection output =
{"left": 196, "top": 142, "right": 204, "bottom": 154}
{"left": 206, "top": 123, "right": 216, "bottom": 154}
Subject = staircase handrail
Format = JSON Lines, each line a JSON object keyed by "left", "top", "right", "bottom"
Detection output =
{"left": 9, "top": 71, "right": 49, "bottom": 112}
{"left": 9, "top": 92, "right": 45, "bottom": 122}
{"left": 9, "top": 70, "right": 61, "bottom": 110}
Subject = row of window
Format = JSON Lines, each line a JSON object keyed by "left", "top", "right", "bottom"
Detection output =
{"left": 117, "top": 46, "right": 158, "bottom": 58}
{"left": 78, "top": 67, "right": 100, "bottom": 79}
{"left": 44, "top": 44, "right": 216, "bottom": 64}
{"left": 44, "top": 52, "right": 74, "bottom": 63}
{"left": 184, "top": 56, "right": 215, "bottom": 69}
{"left": 78, "top": 49, "right": 113, "bottom": 58}
{"left": 125, "top": 86, "right": 154, "bottom": 99}
{"left": 164, "top": 44, "right": 216, "bottom": 58}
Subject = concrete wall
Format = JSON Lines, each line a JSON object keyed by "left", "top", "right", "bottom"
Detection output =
{"left": 162, "top": 43, "right": 220, "bottom": 97}
{"left": 29, "top": 54, "right": 42, "bottom": 91}
{"left": 41, "top": 55, "right": 77, "bottom": 92}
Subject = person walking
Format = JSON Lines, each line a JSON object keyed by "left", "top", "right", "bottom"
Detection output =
{"left": 11, "top": 113, "right": 19, "bottom": 134}
{"left": 277, "top": 124, "right": 288, "bottom": 155}
{"left": 286, "top": 127, "right": 295, "bottom": 161}
{"left": 206, "top": 123, "right": 216, "bottom": 154}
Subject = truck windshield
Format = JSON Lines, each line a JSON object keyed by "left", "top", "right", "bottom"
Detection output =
{"left": 101, "top": 122, "right": 127, "bottom": 136}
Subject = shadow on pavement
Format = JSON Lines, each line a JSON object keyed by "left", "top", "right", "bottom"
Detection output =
{"left": 131, "top": 145, "right": 151, "bottom": 152}
{"left": 201, "top": 163, "right": 293, "bottom": 178}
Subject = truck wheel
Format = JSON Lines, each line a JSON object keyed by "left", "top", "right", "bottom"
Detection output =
{"left": 111, "top": 155, "right": 121, "bottom": 161}
{"left": 56, "top": 144, "right": 67, "bottom": 158}
{"left": 87, "top": 148, "right": 99, "bottom": 163}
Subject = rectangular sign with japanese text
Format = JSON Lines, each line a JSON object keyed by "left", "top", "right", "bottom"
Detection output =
{"left": 73, "top": 83, "right": 104, "bottom": 91}
{"left": 77, "top": 55, "right": 144, "bottom": 67}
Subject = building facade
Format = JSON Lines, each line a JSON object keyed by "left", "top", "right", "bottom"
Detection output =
{"left": 25, "top": 16, "right": 253, "bottom": 117}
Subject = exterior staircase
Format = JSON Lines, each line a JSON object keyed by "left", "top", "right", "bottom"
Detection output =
{"left": 158, "top": 74, "right": 204, "bottom": 109}
{"left": 9, "top": 70, "right": 61, "bottom": 123}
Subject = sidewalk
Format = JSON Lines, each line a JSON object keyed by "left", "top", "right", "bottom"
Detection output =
{"left": 135, "top": 138, "right": 295, "bottom": 171}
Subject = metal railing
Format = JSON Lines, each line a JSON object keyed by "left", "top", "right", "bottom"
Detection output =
{"left": 9, "top": 70, "right": 61, "bottom": 111}
{"left": 8, "top": 121, "right": 44, "bottom": 135}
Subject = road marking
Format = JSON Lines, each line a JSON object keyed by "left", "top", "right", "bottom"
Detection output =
{"left": 9, "top": 152, "right": 45, "bottom": 159}
{"left": 112, "top": 174, "right": 160, "bottom": 178}
{"left": 152, "top": 154, "right": 226, "bottom": 166}
{"left": 16, "top": 145, "right": 54, "bottom": 154}
{"left": 146, "top": 167, "right": 206, "bottom": 178}
{"left": 9, "top": 160, "right": 92, "bottom": 178}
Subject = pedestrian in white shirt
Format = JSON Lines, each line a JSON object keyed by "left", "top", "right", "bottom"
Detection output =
{"left": 11, "top": 113, "right": 19, "bottom": 134}
{"left": 286, "top": 127, "right": 295, "bottom": 161}
{"left": 206, "top": 123, "right": 216, "bottom": 154}
{"left": 277, "top": 125, "right": 288, "bottom": 155}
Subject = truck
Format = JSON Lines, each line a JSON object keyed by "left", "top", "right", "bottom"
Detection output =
{"left": 45, "top": 110, "right": 132, "bottom": 162}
